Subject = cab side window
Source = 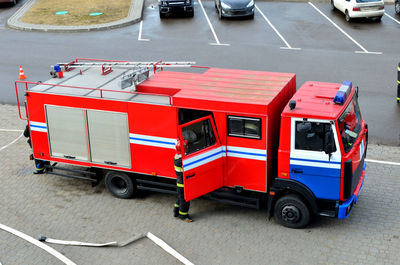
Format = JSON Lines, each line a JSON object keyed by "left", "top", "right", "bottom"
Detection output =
{"left": 182, "top": 119, "right": 216, "bottom": 155}
{"left": 295, "top": 121, "right": 336, "bottom": 152}
{"left": 228, "top": 116, "right": 261, "bottom": 139}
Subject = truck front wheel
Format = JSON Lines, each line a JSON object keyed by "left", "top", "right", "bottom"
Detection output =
{"left": 105, "top": 171, "right": 136, "bottom": 199}
{"left": 274, "top": 194, "right": 310, "bottom": 229}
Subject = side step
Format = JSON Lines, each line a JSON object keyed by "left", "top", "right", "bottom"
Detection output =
{"left": 45, "top": 164, "right": 100, "bottom": 186}
{"left": 207, "top": 190, "right": 261, "bottom": 209}
{"left": 136, "top": 179, "right": 177, "bottom": 195}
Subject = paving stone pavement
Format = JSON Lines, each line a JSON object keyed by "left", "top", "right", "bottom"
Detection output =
{"left": 0, "top": 103, "right": 399, "bottom": 265}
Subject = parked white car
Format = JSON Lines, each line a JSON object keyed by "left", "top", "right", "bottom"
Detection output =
{"left": 331, "top": 0, "right": 384, "bottom": 22}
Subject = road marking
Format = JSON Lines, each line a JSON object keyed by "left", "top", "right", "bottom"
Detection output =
{"left": 0, "top": 133, "right": 23, "bottom": 151}
{"left": 0, "top": 129, "right": 23, "bottom": 132}
{"left": 198, "top": 0, "right": 230, "bottom": 46}
{"left": 255, "top": 4, "right": 300, "bottom": 50}
{"left": 366, "top": 159, "right": 400, "bottom": 166}
{"left": 384, "top": 13, "right": 400, "bottom": 25}
{"left": 147, "top": 232, "right": 194, "bottom": 265}
{"left": 138, "top": 20, "right": 150, "bottom": 41}
{"left": 308, "top": 2, "right": 382, "bottom": 55}
{"left": 0, "top": 223, "right": 77, "bottom": 265}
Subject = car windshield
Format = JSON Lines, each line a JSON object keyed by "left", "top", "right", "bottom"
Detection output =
{"left": 338, "top": 94, "right": 362, "bottom": 153}
{"left": 356, "top": 0, "right": 380, "bottom": 3}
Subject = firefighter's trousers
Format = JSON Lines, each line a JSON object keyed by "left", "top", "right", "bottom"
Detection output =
{"left": 174, "top": 153, "right": 190, "bottom": 216}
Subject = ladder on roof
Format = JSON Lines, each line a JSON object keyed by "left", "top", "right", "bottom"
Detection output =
{"left": 55, "top": 59, "right": 196, "bottom": 88}
{"left": 57, "top": 60, "right": 196, "bottom": 74}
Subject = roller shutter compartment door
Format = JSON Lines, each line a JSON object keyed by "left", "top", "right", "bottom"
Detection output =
{"left": 46, "top": 106, "right": 89, "bottom": 161}
{"left": 87, "top": 110, "right": 131, "bottom": 168}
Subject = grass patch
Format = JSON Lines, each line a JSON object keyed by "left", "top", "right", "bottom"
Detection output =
{"left": 21, "top": 0, "right": 131, "bottom": 26}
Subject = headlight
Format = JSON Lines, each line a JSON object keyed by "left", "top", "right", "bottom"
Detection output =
{"left": 221, "top": 2, "right": 232, "bottom": 9}
{"left": 247, "top": 0, "right": 254, "bottom": 7}
{"left": 185, "top": 0, "right": 191, "bottom": 4}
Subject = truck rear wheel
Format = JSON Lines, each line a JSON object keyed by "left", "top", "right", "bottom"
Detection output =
{"left": 105, "top": 171, "right": 136, "bottom": 199}
{"left": 274, "top": 194, "right": 310, "bottom": 229}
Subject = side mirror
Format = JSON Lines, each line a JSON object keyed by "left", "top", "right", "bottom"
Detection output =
{"left": 324, "top": 131, "right": 335, "bottom": 156}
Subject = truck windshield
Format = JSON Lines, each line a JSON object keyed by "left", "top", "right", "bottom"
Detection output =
{"left": 338, "top": 94, "right": 362, "bottom": 153}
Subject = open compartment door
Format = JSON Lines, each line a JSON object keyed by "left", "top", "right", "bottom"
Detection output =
{"left": 180, "top": 116, "right": 225, "bottom": 201}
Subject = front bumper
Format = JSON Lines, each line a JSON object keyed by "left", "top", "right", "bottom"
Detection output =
{"left": 221, "top": 6, "right": 254, "bottom": 17}
{"left": 337, "top": 162, "right": 366, "bottom": 219}
{"left": 159, "top": 5, "right": 193, "bottom": 14}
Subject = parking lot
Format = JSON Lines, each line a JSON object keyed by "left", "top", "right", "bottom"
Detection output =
{"left": 0, "top": 1, "right": 400, "bottom": 264}
{"left": 138, "top": 1, "right": 400, "bottom": 54}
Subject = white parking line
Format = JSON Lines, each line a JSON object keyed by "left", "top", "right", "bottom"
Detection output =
{"left": 0, "top": 129, "right": 23, "bottom": 132}
{"left": 308, "top": 2, "right": 382, "bottom": 55}
{"left": 138, "top": 20, "right": 150, "bottom": 41}
{"left": 0, "top": 223, "right": 77, "bottom": 265}
{"left": 255, "top": 5, "right": 300, "bottom": 50}
{"left": 198, "top": 0, "right": 230, "bottom": 46}
{"left": 0, "top": 133, "right": 23, "bottom": 151}
{"left": 366, "top": 159, "right": 400, "bottom": 166}
{"left": 384, "top": 13, "right": 400, "bottom": 25}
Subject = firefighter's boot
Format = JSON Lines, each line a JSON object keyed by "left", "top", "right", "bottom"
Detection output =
{"left": 173, "top": 204, "right": 179, "bottom": 217}
{"left": 179, "top": 212, "right": 193, "bottom": 222}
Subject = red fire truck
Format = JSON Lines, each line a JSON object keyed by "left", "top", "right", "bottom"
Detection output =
{"left": 15, "top": 58, "right": 368, "bottom": 228}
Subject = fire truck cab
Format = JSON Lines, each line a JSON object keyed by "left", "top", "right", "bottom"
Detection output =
{"left": 16, "top": 59, "right": 367, "bottom": 228}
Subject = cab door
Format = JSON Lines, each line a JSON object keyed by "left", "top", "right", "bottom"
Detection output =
{"left": 179, "top": 115, "right": 225, "bottom": 201}
{"left": 289, "top": 118, "right": 342, "bottom": 200}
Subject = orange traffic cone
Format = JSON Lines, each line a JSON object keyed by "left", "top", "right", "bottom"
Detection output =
{"left": 18, "top": 65, "right": 27, "bottom": 80}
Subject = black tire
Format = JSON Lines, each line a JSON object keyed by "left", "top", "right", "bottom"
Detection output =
{"left": 395, "top": 1, "right": 400, "bottom": 14}
{"left": 345, "top": 10, "right": 351, "bottom": 22}
{"left": 159, "top": 11, "right": 166, "bottom": 19}
{"left": 105, "top": 171, "right": 136, "bottom": 199}
{"left": 187, "top": 10, "right": 194, "bottom": 18}
{"left": 331, "top": 0, "right": 335, "bottom": 10}
{"left": 375, "top": 16, "right": 382, "bottom": 22}
{"left": 274, "top": 194, "right": 310, "bottom": 229}
{"left": 248, "top": 13, "right": 254, "bottom": 19}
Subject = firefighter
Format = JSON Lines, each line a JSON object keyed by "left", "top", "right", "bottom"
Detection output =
{"left": 173, "top": 139, "right": 193, "bottom": 222}
{"left": 23, "top": 124, "right": 46, "bottom": 174}
{"left": 397, "top": 62, "right": 400, "bottom": 103}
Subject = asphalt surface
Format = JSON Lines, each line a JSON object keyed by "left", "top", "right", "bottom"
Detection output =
{"left": 0, "top": 2, "right": 400, "bottom": 264}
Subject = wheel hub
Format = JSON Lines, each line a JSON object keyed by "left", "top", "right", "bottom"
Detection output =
{"left": 282, "top": 205, "right": 301, "bottom": 223}
{"left": 111, "top": 177, "right": 128, "bottom": 193}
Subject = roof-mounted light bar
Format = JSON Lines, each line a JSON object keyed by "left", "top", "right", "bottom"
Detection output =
{"left": 333, "top": 81, "right": 352, "bottom": 105}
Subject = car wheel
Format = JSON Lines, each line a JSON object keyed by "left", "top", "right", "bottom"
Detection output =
{"left": 331, "top": 0, "right": 335, "bottom": 10}
{"left": 105, "top": 171, "right": 136, "bottom": 199}
{"left": 345, "top": 10, "right": 351, "bottom": 22}
{"left": 375, "top": 16, "right": 382, "bottom": 22}
{"left": 188, "top": 10, "right": 194, "bottom": 18}
{"left": 395, "top": 1, "right": 400, "bottom": 14}
{"left": 274, "top": 194, "right": 311, "bottom": 229}
{"left": 249, "top": 13, "right": 254, "bottom": 19}
{"left": 159, "top": 11, "right": 166, "bottom": 19}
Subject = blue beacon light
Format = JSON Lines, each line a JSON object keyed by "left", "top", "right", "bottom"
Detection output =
{"left": 333, "top": 81, "right": 352, "bottom": 105}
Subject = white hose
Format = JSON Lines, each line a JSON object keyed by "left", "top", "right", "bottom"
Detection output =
{"left": 0, "top": 223, "right": 77, "bottom": 265}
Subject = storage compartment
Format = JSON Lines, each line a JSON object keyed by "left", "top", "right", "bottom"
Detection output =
{"left": 46, "top": 105, "right": 89, "bottom": 161}
{"left": 87, "top": 110, "right": 131, "bottom": 167}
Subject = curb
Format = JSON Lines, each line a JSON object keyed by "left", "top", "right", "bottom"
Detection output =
{"left": 7, "top": 0, "right": 144, "bottom": 32}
